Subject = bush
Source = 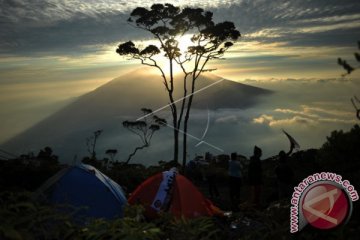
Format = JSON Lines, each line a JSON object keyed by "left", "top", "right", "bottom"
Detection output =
{"left": 317, "top": 124, "right": 360, "bottom": 185}
{"left": 0, "top": 191, "right": 77, "bottom": 240}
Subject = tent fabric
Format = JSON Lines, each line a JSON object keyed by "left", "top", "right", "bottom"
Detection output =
{"left": 128, "top": 170, "right": 223, "bottom": 219}
{"left": 35, "top": 164, "right": 127, "bottom": 219}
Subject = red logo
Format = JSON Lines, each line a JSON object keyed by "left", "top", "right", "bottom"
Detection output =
{"left": 302, "top": 183, "right": 349, "bottom": 229}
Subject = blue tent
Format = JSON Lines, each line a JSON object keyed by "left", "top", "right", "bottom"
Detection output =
{"left": 35, "top": 164, "right": 127, "bottom": 219}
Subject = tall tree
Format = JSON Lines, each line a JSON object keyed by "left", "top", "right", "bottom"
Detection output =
{"left": 338, "top": 41, "right": 360, "bottom": 120}
{"left": 116, "top": 4, "right": 240, "bottom": 168}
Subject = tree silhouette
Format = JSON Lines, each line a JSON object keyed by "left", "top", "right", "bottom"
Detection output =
{"left": 318, "top": 125, "right": 360, "bottom": 184}
{"left": 338, "top": 41, "right": 360, "bottom": 76}
{"left": 123, "top": 108, "right": 166, "bottom": 164}
{"left": 37, "top": 146, "right": 59, "bottom": 167}
{"left": 86, "top": 130, "right": 103, "bottom": 160}
{"left": 338, "top": 41, "right": 360, "bottom": 120}
{"left": 105, "top": 149, "right": 118, "bottom": 162}
{"left": 351, "top": 96, "right": 360, "bottom": 120}
{"left": 116, "top": 4, "right": 240, "bottom": 168}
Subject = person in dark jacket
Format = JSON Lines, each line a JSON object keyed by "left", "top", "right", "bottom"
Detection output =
{"left": 205, "top": 159, "right": 220, "bottom": 199}
{"left": 228, "top": 152, "right": 243, "bottom": 211}
{"left": 275, "top": 150, "right": 294, "bottom": 199}
{"left": 248, "top": 146, "right": 263, "bottom": 207}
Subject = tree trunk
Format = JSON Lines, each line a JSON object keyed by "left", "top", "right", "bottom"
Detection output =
{"left": 171, "top": 101, "right": 179, "bottom": 164}
{"left": 169, "top": 59, "right": 179, "bottom": 164}
{"left": 174, "top": 127, "right": 179, "bottom": 163}
{"left": 91, "top": 137, "right": 97, "bottom": 160}
{"left": 182, "top": 77, "right": 196, "bottom": 172}
{"left": 182, "top": 124, "right": 188, "bottom": 173}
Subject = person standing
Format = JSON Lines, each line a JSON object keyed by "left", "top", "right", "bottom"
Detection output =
{"left": 205, "top": 159, "right": 220, "bottom": 199}
{"left": 228, "top": 152, "right": 242, "bottom": 211}
{"left": 275, "top": 150, "right": 294, "bottom": 199}
{"left": 248, "top": 146, "right": 263, "bottom": 207}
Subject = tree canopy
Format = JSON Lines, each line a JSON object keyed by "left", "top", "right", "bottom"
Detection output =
{"left": 116, "top": 4, "right": 240, "bottom": 168}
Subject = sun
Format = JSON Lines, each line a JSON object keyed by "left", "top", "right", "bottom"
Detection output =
{"left": 176, "top": 34, "right": 194, "bottom": 54}
{"left": 109, "top": 34, "right": 196, "bottom": 75}
{"left": 153, "top": 34, "right": 195, "bottom": 75}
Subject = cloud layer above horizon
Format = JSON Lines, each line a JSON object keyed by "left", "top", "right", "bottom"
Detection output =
{"left": 1, "top": 0, "right": 359, "bottom": 54}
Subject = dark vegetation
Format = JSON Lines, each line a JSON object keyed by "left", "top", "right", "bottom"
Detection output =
{"left": 0, "top": 125, "right": 359, "bottom": 239}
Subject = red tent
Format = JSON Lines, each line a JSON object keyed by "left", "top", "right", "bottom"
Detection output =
{"left": 128, "top": 169, "right": 223, "bottom": 219}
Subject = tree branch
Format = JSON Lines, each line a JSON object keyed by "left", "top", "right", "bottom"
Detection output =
{"left": 125, "top": 144, "right": 148, "bottom": 164}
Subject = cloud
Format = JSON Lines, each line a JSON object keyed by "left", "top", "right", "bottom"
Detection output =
{"left": 215, "top": 1, "right": 360, "bottom": 49}
{"left": 274, "top": 105, "right": 355, "bottom": 119}
{"left": 253, "top": 114, "right": 314, "bottom": 127}
{"left": 1, "top": 0, "right": 359, "bottom": 57}
{"left": 271, "top": 116, "right": 315, "bottom": 126}
{"left": 0, "top": 0, "right": 149, "bottom": 56}
{"left": 253, "top": 114, "right": 274, "bottom": 125}
{"left": 274, "top": 108, "right": 319, "bottom": 119}
{"left": 253, "top": 104, "right": 357, "bottom": 128}
{"left": 215, "top": 115, "right": 239, "bottom": 124}
{"left": 319, "top": 118, "right": 357, "bottom": 124}
{"left": 301, "top": 105, "right": 355, "bottom": 118}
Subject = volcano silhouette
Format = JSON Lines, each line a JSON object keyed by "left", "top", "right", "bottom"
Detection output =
{"left": 2, "top": 68, "right": 271, "bottom": 164}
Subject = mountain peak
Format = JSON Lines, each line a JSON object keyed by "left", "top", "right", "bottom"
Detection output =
{"left": 2, "top": 70, "right": 271, "bottom": 163}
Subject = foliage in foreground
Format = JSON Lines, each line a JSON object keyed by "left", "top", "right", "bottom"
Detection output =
{"left": 0, "top": 192, "right": 220, "bottom": 240}
{"left": 1, "top": 191, "right": 359, "bottom": 240}
{"left": 0, "top": 191, "right": 77, "bottom": 240}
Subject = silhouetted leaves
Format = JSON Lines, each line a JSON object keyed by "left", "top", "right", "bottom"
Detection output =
{"left": 116, "top": 41, "right": 139, "bottom": 55}
{"left": 149, "top": 124, "right": 160, "bottom": 131}
{"left": 105, "top": 149, "right": 118, "bottom": 162}
{"left": 153, "top": 115, "right": 167, "bottom": 126}
{"left": 140, "top": 45, "right": 160, "bottom": 57}
{"left": 354, "top": 52, "right": 360, "bottom": 62}
{"left": 351, "top": 96, "right": 360, "bottom": 120}
{"left": 224, "top": 42, "right": 234, "bottom": 48}
{"left": 188, "top": 46, "right": 206, "bottom": 55}
{"left": 141, "top": 108, "right": 153, "bottom": 115}
{"left": 338, "top": 41, "right": 359, "bottom": 76}
{"left": 318, "top": 124, "right": 360, "bottom": 184}
{"left": 123, "top": 120, "right": 146, "bottom": 130}
{"left": 202, "top": 21, "right": 240, "bottom": 42}
{"left": 338, "top": 42, "right": 360, "bottom": 121}
{"left": 105, "top": 149, "right": 117, "bottom": 155}
{"left": 338, "top": 57, "right": 354, "bottom": 74}
{"left": 119, "top": 3, "right": 240, "bottom": 61}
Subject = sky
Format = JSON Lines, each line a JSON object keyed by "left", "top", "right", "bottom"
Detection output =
{"left": 1, "top": 0, "right": 360, "bottom": 161}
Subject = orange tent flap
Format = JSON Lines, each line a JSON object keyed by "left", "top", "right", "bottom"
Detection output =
{"left": 128, "top": 173, "right": 163, "bottom": 218}
{"left": 170, "top": 175, "right": 222, "bottom": 218}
